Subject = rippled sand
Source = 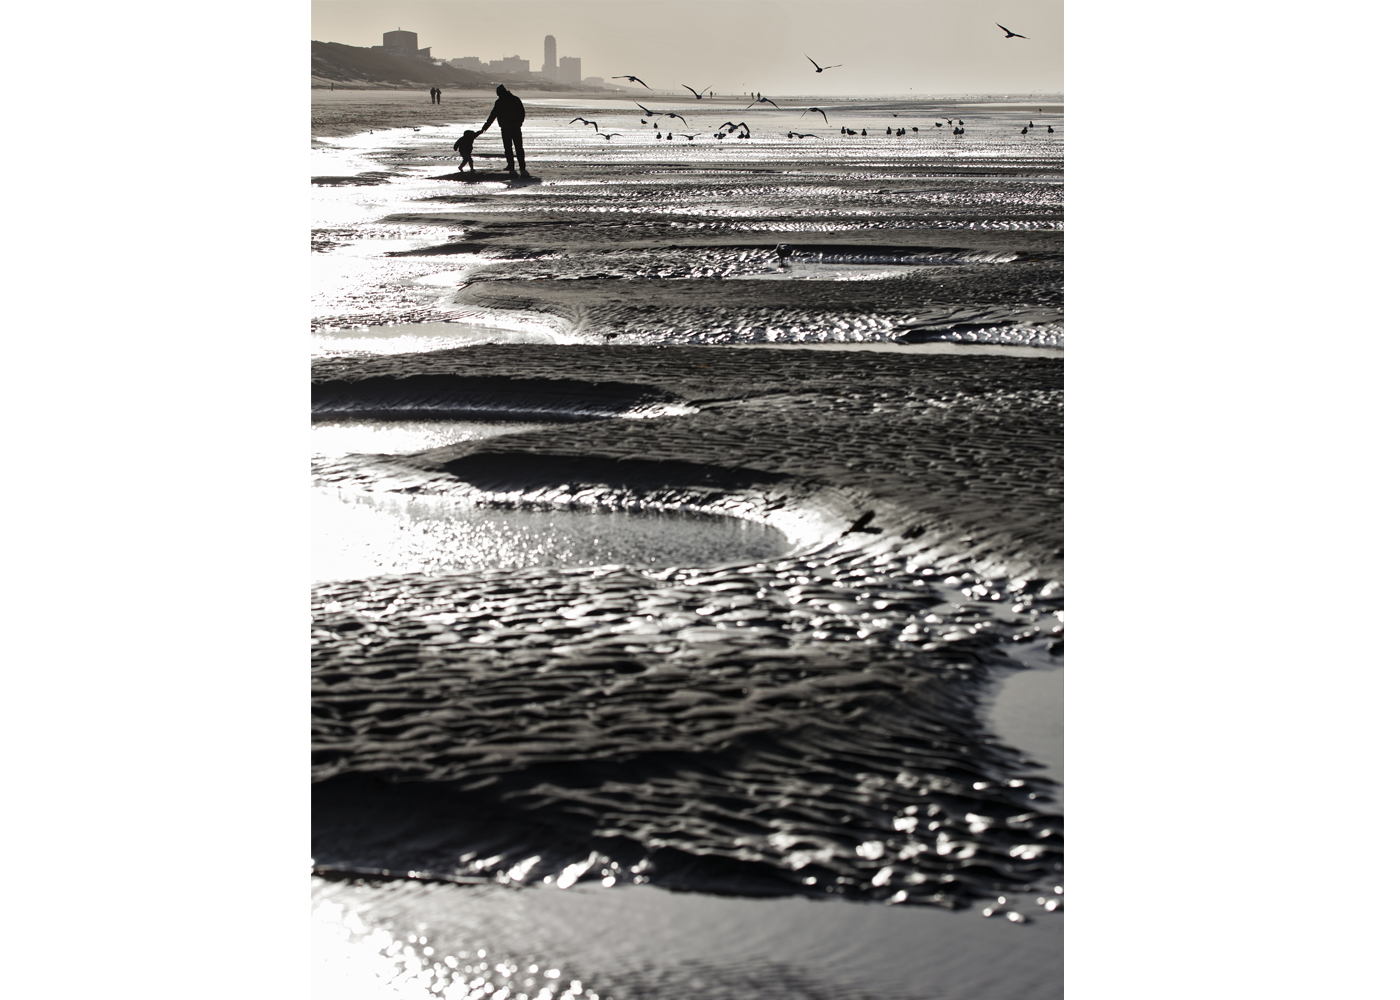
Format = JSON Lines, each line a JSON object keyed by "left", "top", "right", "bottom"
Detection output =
{"left": 311, "top": 91, "right": 1063, "bottom": 998}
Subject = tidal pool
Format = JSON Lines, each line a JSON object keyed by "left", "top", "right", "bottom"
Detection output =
{"left": 311, "top": 418, "right": 554, "bottom": 456}
{"left": 312, "top": 489, "right": 791, "bottom": 583}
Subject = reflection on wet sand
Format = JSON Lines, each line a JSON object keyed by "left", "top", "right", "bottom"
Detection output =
{"left": 311, "top": 90, "right": 1064, "bottom": 997}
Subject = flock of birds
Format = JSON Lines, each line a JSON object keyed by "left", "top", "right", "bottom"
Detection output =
{"left": 567, "top": 106, "right": 1055, "bottom": 144}
{"left": 579, "top": 27, "right": 1046, "bottom": 144}
{"left": 606, "top": 25, "right": 1031, "bottom": 92}
{"left": 565, "top": 110, "right": 1054, "bottom": 143}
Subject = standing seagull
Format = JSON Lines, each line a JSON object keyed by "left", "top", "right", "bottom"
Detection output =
{"left": 802, "top": 107, "right": 829, "bottom": 124}
{"left": 612, "top": 75, "right": 651, "bottom": 87}
{"left": 996, "top": 23, "right": 1027, "bottom": 38}
{"left": 681, "top": 84, "right": 711, "bottom": 99}
{"left": 805, "top": 55, "right": 842, "bottom": 72}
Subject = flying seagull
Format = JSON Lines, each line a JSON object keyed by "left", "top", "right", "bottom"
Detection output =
{"left": 997, "top": 23, "right": 1027, "bottom": 38}
{"left": 805, "top": 55, "right": 842, "bottom": 73}
{"left": 681, "top": 84, "right": 711, "bottom": 100}
{"left": 747, "top": 96, "right": 782, "bottom": 109}
{"left": 802, "top": 107, "right": 829, "bottom": 124}
{"left": 599, "top": 133, "right": 623, "bottom": 140}
{"left": 612, "top": 75, "right": 651, "bottom": 87}
{"left": 677, "top": 133, "right": 699, "bottom": 141}
{"left": 634, "top": 102, "right": 688, "bottom": 125}
{"left": 569, "top": 117, "right": 600, "bottom": 132}
{"left": 787, "top": 132, "right": 819, "bottom": 138}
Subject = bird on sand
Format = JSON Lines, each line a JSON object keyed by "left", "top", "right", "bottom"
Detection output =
{"left": 802, "top": 107, "right": 829, "bottom": 124}
{"left": 599, "top": 133, "right": 623, "bottom": 140}
{"left": 569, "top": 117, "right": 600, "bottom": 132}
{"left": 997, "top": 23, "right": 1027, "bottom": 38}
{"left": 934, "top": 121, "right": 943, "bottom": 127}
{"left": 1047, "top": 125, "right": 1054, "bottom": 133}
{"left": 1020, "top": 126, "right": 1029, "bottom": 134}
{"left": 681, "top": 84, "right": 711, "bottom": 99}
{"left": 805, "top": 55, "right": 842, "bottom": 72}
{"left": 747, "top": 96, "right": 781, "bottom": 109}
{"left": 613, "top": 75, "right": 651, "bottom": 87}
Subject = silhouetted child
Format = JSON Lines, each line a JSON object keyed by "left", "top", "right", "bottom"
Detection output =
{"left": 453, "top": 129, "right": 479, "bottom": 173}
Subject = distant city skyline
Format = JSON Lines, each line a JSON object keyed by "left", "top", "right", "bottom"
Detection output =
{"left": 310, "top": 1, "right": 1063, "bottom": 96}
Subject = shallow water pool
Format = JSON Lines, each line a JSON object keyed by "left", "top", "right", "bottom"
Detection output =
{"left": 312, "top": 489, "right": 791, "bottom": 583}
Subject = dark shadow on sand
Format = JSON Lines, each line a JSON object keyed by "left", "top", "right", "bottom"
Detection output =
{"left": 431, "top": 171, "right": 542, "bottom": 187}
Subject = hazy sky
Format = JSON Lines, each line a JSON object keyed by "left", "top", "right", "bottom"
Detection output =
{"left": 311, "top": 1, "right": 1063, "bottom": 96}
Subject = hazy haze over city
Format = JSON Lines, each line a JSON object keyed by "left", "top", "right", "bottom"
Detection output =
{"left": 311, "top": 0, "right": 1064, "bottom": 96}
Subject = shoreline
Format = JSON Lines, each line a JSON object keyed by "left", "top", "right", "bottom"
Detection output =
{"left": 311, "top": 90, "right": 1063, "bottom": 139}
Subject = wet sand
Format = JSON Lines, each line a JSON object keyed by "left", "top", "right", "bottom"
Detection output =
{"left": 311, "top": 91, "right": 1063, "bottom": 996}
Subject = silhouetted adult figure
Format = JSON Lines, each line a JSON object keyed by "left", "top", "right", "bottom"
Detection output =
{"left": 481, "top": 84, "right": 529, "bottom": 179}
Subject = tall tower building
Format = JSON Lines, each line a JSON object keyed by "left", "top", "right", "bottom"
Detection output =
{"left": 543, "top": 35, "right": 557, "bottom": 79}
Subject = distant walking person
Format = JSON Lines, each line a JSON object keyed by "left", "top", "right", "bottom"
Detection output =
{"left": 453, "top": 128, "right": 479, "bottom": 173}
{"left": 481, "top": 84, "right": 529, "bottom": 178}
